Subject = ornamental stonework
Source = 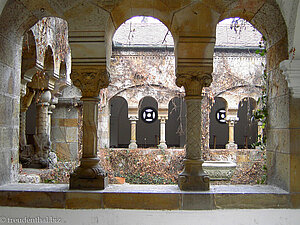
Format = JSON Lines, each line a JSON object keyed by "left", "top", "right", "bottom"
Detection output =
{"left": 176, "top": 72, "right": 212, "bottom": 98}
{"left": 71, "top": 66, "right": 110, "bottom": 97}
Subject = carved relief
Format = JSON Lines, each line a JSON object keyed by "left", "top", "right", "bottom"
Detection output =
{"left": 186, "top": 99, "right": 202, "bottom": 159}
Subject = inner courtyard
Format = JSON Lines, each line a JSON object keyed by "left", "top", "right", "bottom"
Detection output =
{"left": 0, "top": 0, "right": 300, "bottom": 223}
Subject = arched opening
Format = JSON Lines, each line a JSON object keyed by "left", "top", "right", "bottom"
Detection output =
{"left": 236, "top": 97, "right": 258, "bottom": 149}
{"left": 21, "top": 30, "right": 37, "bottom": 79}
{"left": 109, "top": 96, "right": 130, "bottom": 148}
{"left": 137, "top": 96, "right": 159, "bottom": 148}
{"left": 59, "top": 61, "right": 67, "bottom": 78}
{"left": 110, "top": 16, "right": 176, "bottom": 149}
{"left": 166, "top": 97, "right": 186, "bottom": 148}
{"left": 209, "top": 97, "right": 228, "bottom": 149}
{"left": 44, "top": 46, "right": 54, "bottom": 73}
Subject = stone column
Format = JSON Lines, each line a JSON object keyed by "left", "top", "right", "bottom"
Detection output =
{"left": 69, "top": 66, "right": 109, "bottom": 190}
{"left": 176, "top": 72, "right": 212, "bottom": 191}
{"left": 158, "top": 116, "right": 167, "bottom": 149}
{"left": 19, "top": 88, "right": 36, "bottom": 148}
{"left": 32, "top": 90, "right": 52, "bottom": 168}
{"left": 257, "top": 121, "right": 264, "bottom": 148}
{"left": 225, "top": 117, "right": 239, "bottom": 149}
{"left": 129, "top": 116, "right": 138, "bottom": 149}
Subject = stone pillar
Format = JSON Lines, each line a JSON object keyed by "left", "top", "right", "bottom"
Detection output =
{"left": 31, "top": 90, "right": 52, "bottom": 168}
{"left": 158, "top": 116, "right": 167, "bottom": 149}
{"left": 48, "top": 97, "right": 58, "bottom": 139}
{"left": 257, "top": 121, "right": 264, "bottom": 148}
{"left": 98, "top": 104, "right": 110, "bottom": 149}
{"left": 19, "top": 88, "right": 36, "bottom": 147}
{"left": 176, "top": 72, "right": 212, "bottom": 191}
{"left": 129, "top": 116, "right": 138, "bottom": 149}
{"left": 225, "top": 117, "right": 239, "bottom": 149}
{"left": 69, "top": 66, "right": 109, "bottom": 190}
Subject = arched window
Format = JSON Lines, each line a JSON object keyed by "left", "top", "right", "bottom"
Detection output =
{"left": 236, "top": 98, "right": 258, "bottom": 149}
{"left": 109, "top": 96, "right": 130, "bottom": 148}
{"left": 137, "top": 96, "right": 159, "bottom": 148}
{"left": 166, "top": 97, "right": 186, "bottom": 147}
{"left": 209, "top": 97, "right": 228, "bottom": 149}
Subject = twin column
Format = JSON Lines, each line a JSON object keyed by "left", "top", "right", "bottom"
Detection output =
{"left": 128, "top": 114, "right": 168, "bottom": 149}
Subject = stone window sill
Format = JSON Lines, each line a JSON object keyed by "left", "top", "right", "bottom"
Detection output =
{"left": 0, "top": 183, "right": 295, "bottom": 210}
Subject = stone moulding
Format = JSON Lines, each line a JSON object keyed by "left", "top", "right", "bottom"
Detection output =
{"left": 0, "top": 183, "right": 292, "bottom": 210}
{"left": 203, "top": 161, "right": 236, "bottom": 181}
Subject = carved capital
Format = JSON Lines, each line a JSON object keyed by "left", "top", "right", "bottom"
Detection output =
{"left": 129, "top": 115, "right": 138, "bottom": 121}
{"left": 176, "top": 72, "right": 212, "bottom": 98}
{"left": 28, "top": 70, "right": 58, "bottom": 91}
{"left": 226, "top": 116, "right": 239, "bottom": 126}
{"left": 71, "top": 66, "right": 110, "bottom": 97}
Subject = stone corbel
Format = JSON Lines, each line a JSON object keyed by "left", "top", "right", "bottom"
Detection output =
{"left": 280, "top": 59, "right": 300, "bottom": 98}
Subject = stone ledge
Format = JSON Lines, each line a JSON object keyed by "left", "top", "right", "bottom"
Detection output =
{"left": 0, "top": 184, "right": 294, "bottom": 210}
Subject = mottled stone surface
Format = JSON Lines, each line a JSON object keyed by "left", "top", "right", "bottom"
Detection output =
{"left": 51, "top": 104, "right": 80, "bottom": 161}
{"left": 0, "top": 183, "right": 292, "bottom": 209}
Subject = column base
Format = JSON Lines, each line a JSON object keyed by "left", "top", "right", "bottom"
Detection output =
{"left": 69, "top": 158, "right": 108, "bottom": 190}
{"left": 158, "top": 142, "right": 167, "bottom": 149}
{"left": 128, "top": 141, "right": 138, "bottom": 149}
{"left": 178, "top": 159, "right": 210, "bottom": 191}
{"left": 226, "top": 142, "right": 238, "bottom": 149}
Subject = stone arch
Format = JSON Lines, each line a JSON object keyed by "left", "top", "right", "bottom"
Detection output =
{"left": 137, "top": 95, "right": 159, "bottom": 109}
{"left": 137, "top": 96, "right": 159, "bottom": 147}
{"left": 0, "top": 0, "right": 293, "bottom": 190}
{"left": 209, "top": 97, "right": 228, "bottom": 149}
{"left": 219, "top": 1, "right": 287, "bottom": 47}
{"left": 109, "top": 96, "right": 130, "bottom": 148}
{"left": 44, "top": 45, "right": 55, "bottom": 72}
{"left": 21, "top": 30, "right": 37, "bottom": 79}
{"left": 236, "top": 97, "right": 258, "bottom": 148}
{"left": 166, "top": 97, "right": 186, "bottom": 148}
{"left": 59, "top": 60, "right": 67, "bottom": 78}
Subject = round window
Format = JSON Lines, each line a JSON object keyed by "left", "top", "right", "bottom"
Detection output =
{"left": 141, "top": 107, "right": 157, "bottom": 123}
{"left": 216, "top": 108, "right": 226, "bottom": 124}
